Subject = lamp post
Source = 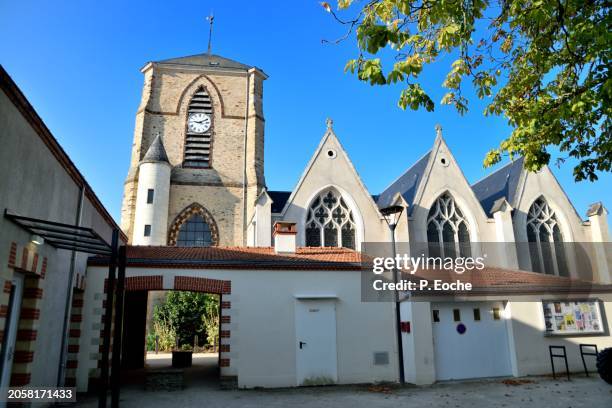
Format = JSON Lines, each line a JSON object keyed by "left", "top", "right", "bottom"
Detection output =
{"left": 380, "top": 204, "right": 405, "bottom": 384}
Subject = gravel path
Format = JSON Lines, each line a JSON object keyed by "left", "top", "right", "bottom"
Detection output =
{"left": 76, "top": 373, "right": 612, "bottom": 408}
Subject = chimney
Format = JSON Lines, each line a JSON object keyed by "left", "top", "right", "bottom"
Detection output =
{"left": 273, "top": 222, "right": 297, "bottom": 254}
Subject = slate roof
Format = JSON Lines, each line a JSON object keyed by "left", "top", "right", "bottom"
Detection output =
{"left": 268, "top": 191, "right": 380, "bottom": 214}
{"left": 88, "top": 246, "right": 363, "bottom": 270}
{"left": 156, "top": 53, "right": 252, "bottom": 71}
{"left": 376, "top": 151, "right": 431, "bottom": 213}
{"left": 141, "top": 134, "right": 169, "bottom": 164}
{"left": 471, "top": 157, "right": 524, "bottom": 215}
{"left": 268, "top": 190, "right": 291, "bottom": 213}
{"left": 269, "top": 152, "right": 526, "bottom": 218}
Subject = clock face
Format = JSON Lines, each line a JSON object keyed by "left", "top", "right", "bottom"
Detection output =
{"left": 188, "top": 113, "right": 211, "bottom": 133}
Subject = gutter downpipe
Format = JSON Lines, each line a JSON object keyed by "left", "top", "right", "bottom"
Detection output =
{"left": 57, "top": 186, "right": 85, "bottom": 386}
{"left": 242, "top": 70, "right": 251, "bottom": 246}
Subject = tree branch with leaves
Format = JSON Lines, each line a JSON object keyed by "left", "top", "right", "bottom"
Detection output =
{"left": 322, "top": 0, "right": 610, "bottom": 181}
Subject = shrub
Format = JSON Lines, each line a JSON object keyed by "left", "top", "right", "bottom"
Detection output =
{"left": 147, "top": 319, "right": 176, "bottom": 352}
{"left": 153, "top": 291, "right": 219, "bottom": 348}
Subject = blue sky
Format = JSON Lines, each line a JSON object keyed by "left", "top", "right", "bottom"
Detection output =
{"left": 1, "top": 0, "right": 609, "bottom": 223}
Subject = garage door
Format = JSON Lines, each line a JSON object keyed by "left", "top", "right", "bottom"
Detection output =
{"left": 432, "top": 302, "right": 512, "bottom": 381}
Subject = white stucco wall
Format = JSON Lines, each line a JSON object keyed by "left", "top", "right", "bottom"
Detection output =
{"left": 408, "top": 137, "right": 498, "bottom": 261}
{"left": 81, "top": 266, "right": 399, "bottom": 389}
{"left": 280, "top": 130, "right": 388, "bottom": 247}
{"left": 0, "top": 81, "right": 119, "bottom": 388}
{"left": 507, "top": 295, "right": 612, "bottom": 376}
{"left": 400, "top": 300, "right": 435, "bottom": 385}
{"left": 132, "top": 161, "right": 171, "bottom": 245}
{"left": 512, "top": 168, "right": 602, "bottom": 280}
{"left": 401, "top": 294, "right": 612, "bottom": 384}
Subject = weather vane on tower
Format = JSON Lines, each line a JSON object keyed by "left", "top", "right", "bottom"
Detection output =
{"left": 206, "top": 13, "right": 214, "bottom": 55}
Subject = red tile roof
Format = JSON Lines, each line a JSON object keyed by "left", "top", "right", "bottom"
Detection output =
{"left": 87, "top": 246, "right": 612, "bottom": 295}
{"left": 87, "top": 246, "right": 363, "bottom": 270}
{"left": 405, "top": 267, "right": 612, "bottom": 295}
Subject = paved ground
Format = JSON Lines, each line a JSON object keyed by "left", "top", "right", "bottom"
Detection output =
{"left": 76, "top": 354, "right": 612, "bottom": 408}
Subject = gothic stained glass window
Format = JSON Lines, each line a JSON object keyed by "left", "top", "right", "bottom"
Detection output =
{"left": 526, "top": 198, "right": 568, "bottom": 276}
{"left": 427, "top": 193, "right": 471, "bottom": 258}
{"left": 176, "top": 214, "right": 213, "bottom": 247}
{"left": 305, "top": 189, "right": 357, "bottom": 249}
{"left": 306, "top": 221, "right": 321, "bottom": 247}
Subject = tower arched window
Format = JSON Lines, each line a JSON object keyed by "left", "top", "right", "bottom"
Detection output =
{"left": 167, "top": 203, "right": 219, "bottom": 247}
{"left": 427, "top": 193, "right": 471, "bottom": 258}
{"left": 176, "top": 214, "right": 213, "bottom": 247}
{"left": 184, "top": 87, "right": 213, "bottom": 168}
{"left": 526, "top": 197, "right": 568, "bottom": 276}
{"left": 305, "top": 189, "right": 356, "bottom": 249}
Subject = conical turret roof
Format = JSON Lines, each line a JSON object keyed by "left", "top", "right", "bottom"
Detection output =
{"left": 141, "top": 134, "right": 169, "bottom": 164}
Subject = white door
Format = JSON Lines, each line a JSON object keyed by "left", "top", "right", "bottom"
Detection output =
{"left": 1, "top": 274, "right": 24, "bottom": 393}
{"left": 432, "top": 301, "right": 512, "bottom": 381}
{"left": 295, "top": 299, "right": 337, "bottom": 386}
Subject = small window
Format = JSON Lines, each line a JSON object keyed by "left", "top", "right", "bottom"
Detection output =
{"left": 147, "top": 189, "right": 154, "bottom": 204}
{"left": 453, "top": 309, "right": 461, "bottom": 322}
{"left": 473, "top": 308, "right": 481, "bottom": 321}
{"left": 492, "top": 307, "right": 501, "bottom": 320}
{"left": 432, "top": 310, "right": 440, "bottom": 323}
{"left": 144, "top": 224, "right": 152, "bottom": 237}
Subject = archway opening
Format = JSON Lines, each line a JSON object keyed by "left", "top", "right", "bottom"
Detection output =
{"left": 119, "top": 283, "right": 226, "bottom": 391}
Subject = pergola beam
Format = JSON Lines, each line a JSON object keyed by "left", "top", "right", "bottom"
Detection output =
{"left": 4, "top": 209, "right": 112, "bottom": 254}
{"left": 4, "top": 208, "right": 126, "bottom": 407}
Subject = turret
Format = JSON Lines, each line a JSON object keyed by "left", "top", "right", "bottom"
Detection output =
{"left": 132, "top": 134, "right": 171, "bottom": 245}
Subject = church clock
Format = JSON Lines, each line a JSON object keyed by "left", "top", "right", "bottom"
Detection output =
{"left": 187, "top": 112, "right": 211, "bottom": 133}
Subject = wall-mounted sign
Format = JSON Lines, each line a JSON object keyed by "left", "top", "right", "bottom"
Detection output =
{"left": 456, "top": 323, "right": 466, "bottom": 334}
{"left": 542, "top": 300, "right": 604, "bottom": 335}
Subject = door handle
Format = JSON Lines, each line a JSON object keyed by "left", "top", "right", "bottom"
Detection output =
{"left": 299, "top": 341, "right": 307, "bottom": 349}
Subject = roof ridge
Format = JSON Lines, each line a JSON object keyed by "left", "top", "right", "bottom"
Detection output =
{"left": 155, "top": 53, "right": 252, "bottom": 70}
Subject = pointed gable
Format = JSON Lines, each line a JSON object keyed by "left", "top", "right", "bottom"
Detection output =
{"left": 278, "top": 120, "right": 387, "bottom": 246}
{"left": 471, "top": 157, "right": 525, "bottom": 215}
{"left": 279, "top": 121, "right": 379, "bottom": 217}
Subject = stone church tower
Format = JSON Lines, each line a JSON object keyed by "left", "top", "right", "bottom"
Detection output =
{"left": 121, "top": 53, "right": 267, "bottom": 246}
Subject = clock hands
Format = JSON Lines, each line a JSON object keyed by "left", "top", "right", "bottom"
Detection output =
{"left": 190, "top": 114, "right": 210, "bottom": 123}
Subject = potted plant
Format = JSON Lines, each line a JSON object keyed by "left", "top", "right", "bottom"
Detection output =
{"left": 172, "top": 344, "right": 193, "bottom": 368}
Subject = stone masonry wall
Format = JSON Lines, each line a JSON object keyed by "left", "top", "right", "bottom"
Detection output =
{"left": 121, "top": 63, "right": 266, "bottom": 245}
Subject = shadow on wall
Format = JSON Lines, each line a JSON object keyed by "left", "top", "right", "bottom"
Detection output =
{"left": 167, "top": 168, "right": 242, "bottom": 246}
{"left": 417, "top": 299, "right": 611, "bottom": 382}
{"left": 506, "top": 302, "right": 611, "bottom": 377}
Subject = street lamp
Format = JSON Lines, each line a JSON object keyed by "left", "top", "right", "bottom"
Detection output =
{"left": 380, "top": 204, "right": 405, "bottom": 384}
{"left": 30, "top": 234, "right": 44, "bottom": 245}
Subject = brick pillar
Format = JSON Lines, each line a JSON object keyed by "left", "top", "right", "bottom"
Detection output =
{"left": 10, "top": 274, "right": 44, "bottom": 386}
{"left": 0, "top": 279, "right": 12, "bottom": 344}
{"left": 64, "top": 289, "right": 84, "bottom": 386}
{"left": 0, "top": 243, "right": 18, "bottom": 343}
